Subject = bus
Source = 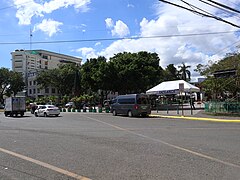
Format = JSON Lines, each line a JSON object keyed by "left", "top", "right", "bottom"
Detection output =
{"left": 111, "top": 94, "right": 151, "bottom": 117}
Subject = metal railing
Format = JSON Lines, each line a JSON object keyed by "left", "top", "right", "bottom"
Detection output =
{"left": 204, "top": 101, "right": 240, "bottom": 113}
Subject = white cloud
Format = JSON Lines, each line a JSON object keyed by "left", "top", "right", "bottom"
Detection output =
{"left": 76, "top": 47, "right": 97, "bottom": 60}
{"left": 33, "top": 19, "right": 63, "bottom": 37}
{"left": 111, "top": 20, "right": 130, "bottom": 37}
{"left": 105, "top": 18, "right": 130, "bottom": 37}
{"left": 78, "top": 1, "right": 240, "bottom": 81}
{"left": 105, "top": 18, "right": 114, "bottom": 29}
{"left": 13, "top": 0, "right": 91, "bottom": 25}
{"left": 127, "top": 4, "right": 134, "bottom": 8}
{"left": 95, "top": 42, "right": 101, "bottom": 46}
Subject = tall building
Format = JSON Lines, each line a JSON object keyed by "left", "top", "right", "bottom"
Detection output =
{"left": 11, "top": 49, "right": 82, "bottom": 98}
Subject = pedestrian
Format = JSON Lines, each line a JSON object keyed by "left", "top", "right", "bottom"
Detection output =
{"left": 190, "top": 97, "right": 195, "bottom": 110}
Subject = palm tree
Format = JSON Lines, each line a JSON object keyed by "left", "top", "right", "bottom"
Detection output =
{"left": 178, "top": 62, "right": 191, "bottom": 81}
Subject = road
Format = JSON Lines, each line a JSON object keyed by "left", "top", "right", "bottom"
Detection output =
{"left": 0, "top": 112, "right": 240, "bottom": 179}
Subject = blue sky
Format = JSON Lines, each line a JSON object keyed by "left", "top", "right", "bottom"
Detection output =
{"left": 1, "top": 0, "right": 240, "bottom": 80}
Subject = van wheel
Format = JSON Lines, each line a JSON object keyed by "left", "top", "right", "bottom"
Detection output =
{"left": 128, "top": 110, "right": 133, "bottom": 117}
{"left": 112, "top": 110, "right": 117, "bottom": 116}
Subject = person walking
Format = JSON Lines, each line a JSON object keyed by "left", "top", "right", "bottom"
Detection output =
{"left": 190, "top": 97, "right": 195, "bottom": 110}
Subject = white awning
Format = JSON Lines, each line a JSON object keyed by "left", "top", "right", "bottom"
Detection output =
{"left": 146, "top": 80, "right": 200, "bottom": 95}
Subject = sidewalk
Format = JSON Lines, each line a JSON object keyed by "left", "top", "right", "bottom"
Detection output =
{"left": 151, "top": 103, "right": 240, "bottom": 122}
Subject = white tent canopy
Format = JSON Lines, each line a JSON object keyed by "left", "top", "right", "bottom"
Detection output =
{"left": 146, "top": 80, "right": 200, "bottom": 95}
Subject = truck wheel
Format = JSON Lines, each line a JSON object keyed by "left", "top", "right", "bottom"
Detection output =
{"left": 10, "top": 113, "right": 13, "bottom": 117}
{"left": 20, "top": 112, "right": 24, "bottom": 117}
{"left": 4, "top": 112, "right": 8, "bottom": 117}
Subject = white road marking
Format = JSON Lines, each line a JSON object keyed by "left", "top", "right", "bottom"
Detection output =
{"left": 82, "top": 114, "right": 240, "bottom": 169}
{"left": 0, "top": 147, "right": 91, "bottom": 180}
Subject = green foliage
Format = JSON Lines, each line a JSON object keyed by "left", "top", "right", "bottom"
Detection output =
{"left": 164, "top": 64, "right": 179, "bottom": 81}
{"left": 109, "top": 51, "right": 163, "bottom": 94}
{"left": 81, "top": 56, "right": 109, "bottom": 93}
{"left": 178, "top": 62, "right": 191, "bottom": 81}
{"left": 196, "top": 53, "right": 240, "bottom": 99}
{"left": 36, "top": 63, "right": 80, "bottom": 97}
{"left": 34, "top": 51, "right": 197, "bottom": 99}
{"left": 0, "top": 68, "right": 25, "bottom": 102}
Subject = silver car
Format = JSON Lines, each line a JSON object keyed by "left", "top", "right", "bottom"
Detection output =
{"left": 34, "top": 105, "right": 60, "bottom": 117}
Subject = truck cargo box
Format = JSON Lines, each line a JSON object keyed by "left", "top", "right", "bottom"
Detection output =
{"left": 4, "top": 97, "right": 26, "bottom": 117}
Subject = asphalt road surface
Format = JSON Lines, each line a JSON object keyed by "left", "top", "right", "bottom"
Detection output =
{"left": 0, "top": 112, "right": 240, "bottom": 180}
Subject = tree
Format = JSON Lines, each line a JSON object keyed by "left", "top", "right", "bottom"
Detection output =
{"left": 6, "top": 71, "right": 25, "bottom": 96}
{"left": 178, "top": 62, "right": 191, "bottom": 81}
{"left": 81, "top": 56, "right": 109, "bottom": 94}
{"left": 36, "top": 63, "right": 80, "bottom": 97}
{"left": 109, "top": 51, "right": 163, "bottom": 94}
{"left": 0, "top": 68, "right": 25, "bottom": 103}
{"left": 194, "top": 53, "right": 240, "bottom": 99}
{"left": 164, "top": 64, "right": 179, "bottom": 81}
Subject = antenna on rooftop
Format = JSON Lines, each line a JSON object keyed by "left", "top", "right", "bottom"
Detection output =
{"left": 30, "top": 27, "right": 33, "bottom": 50}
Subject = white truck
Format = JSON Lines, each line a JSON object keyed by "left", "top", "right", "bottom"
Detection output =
{"left": 4, "top": 97, "right": 26, "bottom": 117}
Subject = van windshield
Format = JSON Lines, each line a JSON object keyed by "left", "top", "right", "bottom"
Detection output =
{"left": 137, "top": 95, "right": 149, "bottom": 104}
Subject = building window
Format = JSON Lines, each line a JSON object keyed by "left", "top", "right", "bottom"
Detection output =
{"left": 29, "top": 81, "right": 32, "bottom": 86}
{"left": 52, "top": 88, "right": 56, "bottom": 94}
{"left": 43, "top": 55, "right": 48, "bottom": 59}
{"left": 33, "top": 81, "right": 36, "bottom": 85}
{"left": 29, "top": 89, "right": 32, "bottom": 94}
{"left": 15, "top": 66, "right": 23, "bottom": 68}
{"left": 33, "top": 88, "right": 36, "bottom": 94}
{"left": 37, "top": 88, "right": 40, "bottom": 93}
{"left": 45, "top": 88, "right": 49, "bottom": 93}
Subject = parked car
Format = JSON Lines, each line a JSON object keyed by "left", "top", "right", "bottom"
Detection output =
{"left": 65, "top": 102, "right": 75, "bottom": 108}
{"left": 34, "top": 105, "right": 60, "bottom": 117}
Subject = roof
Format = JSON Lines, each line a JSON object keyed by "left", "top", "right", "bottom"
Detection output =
{"left": 146, "top": 80, "right": 200, "bottom": 95}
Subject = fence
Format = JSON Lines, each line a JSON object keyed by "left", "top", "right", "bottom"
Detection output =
{"left": 204, "top": 101, "right": 240, "bottom": 114}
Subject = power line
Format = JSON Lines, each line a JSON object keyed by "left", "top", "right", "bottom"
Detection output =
{"left": 205, "top": 0, "right": 240, "bottom": 14}
{"left": 159, "top": 0, "right": 240, "bottom": 28}
{"left": 199, "top": 0, "right": 238, "bottom": 17}
{"left": 0, "top": 30, "right": 238, "bottom": 45}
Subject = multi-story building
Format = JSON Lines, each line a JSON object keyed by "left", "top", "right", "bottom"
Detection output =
{"left": 11, "top": 49, "right": 81, "bottom": 98}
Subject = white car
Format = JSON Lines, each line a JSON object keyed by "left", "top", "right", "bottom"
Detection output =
{"left": 34, "top": 105, "right": 60, "bottom": 117}
{"left": 65, "top": 102, "right": 75, "bottom": 108}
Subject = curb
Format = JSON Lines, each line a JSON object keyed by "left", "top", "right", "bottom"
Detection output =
{"left": 150, "top": 114, "right": 240, "bottom": 123}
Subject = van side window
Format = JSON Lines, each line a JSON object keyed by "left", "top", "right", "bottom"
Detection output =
{"left": 118, "top": 98, "right": 135, "bottom": 104}
{"left": 137, "top": 97, "right": 149, "bottom": 104}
